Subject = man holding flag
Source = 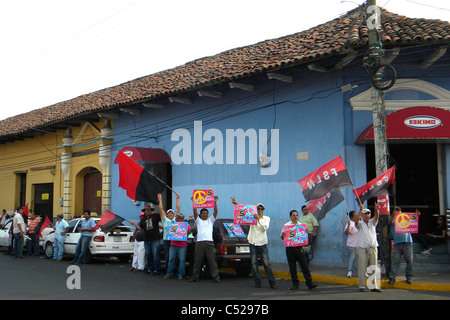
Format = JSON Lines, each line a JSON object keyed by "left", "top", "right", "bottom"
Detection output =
{"left": 26, "top": 212, "right": 41, "bottom": 256}
{"left": 355, "top": 202, "right": 382, "bottom": 293}
{"left": 353, "top": 166, "right": 395, "bottom": 278}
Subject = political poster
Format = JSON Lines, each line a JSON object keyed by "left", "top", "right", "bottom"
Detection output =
{"left": 192, "top": 189, "right": 215, "bottom": 209}
{"left": 233, "top": 204, "right": 257, "bottom": 225}
{"left": 282, "top": 224, "right": 308, "bottom": 247}
{"left": 223, "top": 223, "right": 246, "bottom": 238}
{"left": 394, "top": 212, "right": 419, "bottom": 234}
{"left": 165, "top": 222, "right": 188, "bottom": 241}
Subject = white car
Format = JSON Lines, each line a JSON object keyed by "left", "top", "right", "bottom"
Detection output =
{"left": 0, "top": 218, "right": 53, "bottom": 249}
{"left": 43, "top": 217, "right": 134, "bottom": 263}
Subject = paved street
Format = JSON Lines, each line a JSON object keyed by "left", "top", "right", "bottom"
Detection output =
{"left": 1, "top": 249, "right": 449, "bottom": 304}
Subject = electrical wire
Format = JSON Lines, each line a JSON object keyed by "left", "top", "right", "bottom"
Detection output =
{"left": 0, "top": 38, "right": 449, "bottom": 175}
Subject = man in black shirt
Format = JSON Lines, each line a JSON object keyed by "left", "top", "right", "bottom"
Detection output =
{"left": 140, "top": 205, "right": 162, "bottom": 274}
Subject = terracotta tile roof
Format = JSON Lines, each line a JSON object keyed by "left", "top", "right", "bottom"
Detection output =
{"left": 1, "top": 6, "right": 449, "bottom": 139}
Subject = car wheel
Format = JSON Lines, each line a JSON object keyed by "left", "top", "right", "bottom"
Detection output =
{"left": 45, "top": 243, "right": 54, "bottom": 259}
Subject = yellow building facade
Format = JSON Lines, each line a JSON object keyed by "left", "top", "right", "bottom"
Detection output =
{"left": 0, "top": 118, "right": 113, "bottom": 220}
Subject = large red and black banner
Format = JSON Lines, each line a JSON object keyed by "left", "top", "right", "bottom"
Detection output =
{"left": 298, "top": 156, "right": 352, "bottom": 201}
{"left": 353, "top": 166, "right": 395, "bottom": 204}
{"left": 306, "top": 190, "right": 345, "bottom": 221}
{"left": 118, "top": 151, "right": 166, "bottom": 204}
{"left": 95, "top": 210, "right": 126, "bottom": 234}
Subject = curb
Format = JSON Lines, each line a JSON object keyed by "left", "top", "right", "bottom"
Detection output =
{"left": 221, "top": 267, "right": 450, "bottom": 292}
{"left": 270, "top": 269, "right": 450, "bottom": 292}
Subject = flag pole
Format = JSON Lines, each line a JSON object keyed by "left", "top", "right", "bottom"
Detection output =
{"left": 145, "top": 169, "right": 179, "bottom": 197}
{"left": 352, "top": 185, "right": 363, "bottom": 208}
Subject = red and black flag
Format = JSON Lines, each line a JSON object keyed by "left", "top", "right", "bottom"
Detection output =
{"left": 95, "top": 210, "right": 126, "bottom": 233}
{"left": 35, "top": 215, "right": 51, "bottom": 238}
{"left": 23, "top": 203, "right": 29, "bottom": 218}
{"left": 306, "top": 190, "right": 345, "bottom": 221}
{"left": 298, "top": 156, "right": 352, "bottom": 201}
{"left": 353, "top": 166, "right": 395, "bottom": 204}
{"left": 118, "top": 150, "right": 166, "bottom": 204}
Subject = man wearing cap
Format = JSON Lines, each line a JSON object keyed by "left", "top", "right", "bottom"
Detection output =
{"left": 52, "top": 213, "right": 69, "bottom": 261}
{"left": 355, "top": 203, "right": 382, "bottom": 292}
{"left": 158, "top": 192, "right": 179, "bottom": 272}
{"left": 231, "top": 197, "right": 276, "bottom": 289}
{"left": 140, "top": 204, "right": 162, "bottom": 274}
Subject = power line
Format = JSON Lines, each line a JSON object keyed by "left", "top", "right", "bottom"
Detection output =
{"left": 0, "top": 41, "right": 449, "bottom": 172}
{"left": 405, "top": 0, "right": 450, "bottom": 12}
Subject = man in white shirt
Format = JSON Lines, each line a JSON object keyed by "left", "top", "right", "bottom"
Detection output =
{"left": 13, "top": 207, "right": 25, "bottom": 258}
{"left": 190, "top": 196, "right": 220, "bottom": 283}
{"left": 355, "top": 203, "right": 382, "bottom": 292}
{"left": 231, "top": 197, "right": 276, "bottom": 289}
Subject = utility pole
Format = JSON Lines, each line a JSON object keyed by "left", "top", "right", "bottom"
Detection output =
{"left": 366, "top": 0, "right": 391, "bottom": 277}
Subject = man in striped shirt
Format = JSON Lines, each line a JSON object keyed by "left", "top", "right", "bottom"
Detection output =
{"left": 27, "top": 212, "right": 41, "bottom": 256}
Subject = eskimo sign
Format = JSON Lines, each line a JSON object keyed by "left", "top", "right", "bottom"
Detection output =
{"left": 404, "top": 116, "right": 441, "bottom": 129}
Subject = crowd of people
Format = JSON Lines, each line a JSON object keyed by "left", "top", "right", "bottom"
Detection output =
{"left": 1, "top": 207, "right": 43, "bottom": 258}
{"left": 343, "top": 204, "right": 447, "bottom": 291}
{"left": 1, "top": 197, "right": 319, "bottom": 291}
{"left": 1, "top": 196, "right": 446, "bottom": 292}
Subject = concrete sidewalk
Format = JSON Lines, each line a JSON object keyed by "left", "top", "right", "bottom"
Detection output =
{"left": 267, "top": 262, "right": 450, "bottom": 292}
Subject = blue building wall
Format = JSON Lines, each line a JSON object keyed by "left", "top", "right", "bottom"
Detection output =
{"left": 109, "top": 57, "right": 450, "bottom": 267}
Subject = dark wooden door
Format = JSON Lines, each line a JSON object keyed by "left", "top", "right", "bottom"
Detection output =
{"left": 34, "top": 183, "right": 54, "bottom": 220}
{"left": 83, "top": 171, "right": 102, "bottom": 215}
